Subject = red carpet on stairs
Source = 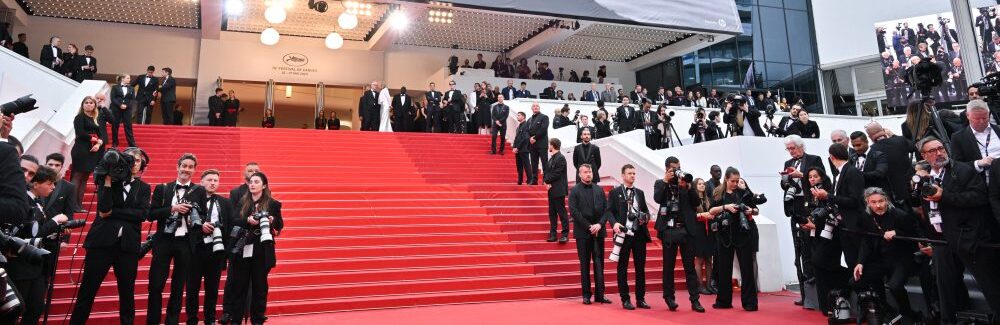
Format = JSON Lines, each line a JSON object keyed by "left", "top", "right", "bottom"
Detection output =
{"left": 48, "top": 125, "right": 698, "bottom": 324}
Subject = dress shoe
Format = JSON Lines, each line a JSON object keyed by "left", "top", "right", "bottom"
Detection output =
{"left": 692, "top": 300, "right": 706, "bottom": 313}
{"left": 75, "top": 208, "right": 88, "bottom": 213}
{"left": 712, "top": 303, "right": 733, "bottom": 309}
{"left": 708, "top": 285, "right": 718, "bottom": 294}
{"left": 558, "top": 236, "right": 569, "bottom": 243}
{"left": 622, "top": 300, "right": 635, "bottom": 310}
{"left": 546, "top": 235, "right": 557, "bottom": 242}
{"left": 699, "top": 287, "right": 712, "bottom": 295}
{"left": 636, "top": 300, "right": 650, "bottom": 309}
{"left": 490, "top": 151, "right": 496, "bottom": 155}
{"left": 596, "top": 296, "right": 612, "bottom": 304}
{"left": 743, "top": 305, "right": 758, "bottom": 312}
{"left": 665, "top": 298, "right": 679, "bottom": 311}
{"left": 582, "top": 297, "right": 592, "bottom": 305}
{"left": 793, "top": 300, "right": 803, "bottom": 306}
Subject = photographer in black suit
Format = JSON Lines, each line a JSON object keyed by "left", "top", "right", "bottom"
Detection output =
{"left": 654, "top": 157, "right": 706, "bottom": 312}
{"left": 490, "top": 95, "right": 509, "bottom": 154}
{"left": 70, "top": 148, "right": 151, "bottom": 325}
{"left": 848, "top": 132, "right": 889, "bottom": 193}
{"left": 131, "top": 66, "right": 159, "bottom": 125}
{"left": 723, "top": 96, "right": 764, "bottom": 137}
{"left": 147, "top": 154, "right": 208, "bottom": 325}
{"left": 512, "top": 113, "right": 531, "bottom": 185}
{"left": 572, "top": 129, "right": 600, "bottom": 184}
{"left": 812, "top": 143, "right": 865, "bottom": 267}
{"left": 43, "top": 153, "right": 79, "bottom": 217}
{"left": 15, "top": 165, "right": 70, "bottom": 324}
{"left": 915, "top": 136, "right": 1000, "bottom": 322}
{"left": 949, "top": 100, "right": 1000, "bottom": 182}
{"left": 706, "top": 167, "right": 759, "bottom": 311}
{"left": 865, "top": 122, "right": 915, "bottom": 203}
{"left": 780, "top": 135, "right": 824, "bottom": 306}
{"left": 159, "top": 68, "right": 177, "bottom": 126}
{"left": 526, "top": 103, "right": 549, "bottom": 185}
{"left": 186, "top": 169, "right": 234, "bottom": 325}
{"left": 607, "top": 164, "right": 651, "bottom": 310}
{"left": 568, "top": 164, "right": 609, "bottom": 305}
{"left": 543, "top": 138, "right": 568, "bottom": 243}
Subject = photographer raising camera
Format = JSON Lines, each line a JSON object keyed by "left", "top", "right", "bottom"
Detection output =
{"left": 653, "top": 157, "right": 706, "bottom": 312}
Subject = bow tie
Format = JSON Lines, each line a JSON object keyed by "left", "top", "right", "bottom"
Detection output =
{"left": 177, "top": 185, "right": 190, "bottom": 190}
{"left": 32, "top": 197, "right": 44, "bottom": 205}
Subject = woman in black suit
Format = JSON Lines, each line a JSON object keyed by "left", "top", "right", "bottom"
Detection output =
{"left": 109, "top": 73, "right": 136, "bottom": 147}
{"left": 594, "top": 111, "right": 612, "bottom": 139}
{"left": 788, "top": 111, "right": 820, "bottom": 139}
{"left": 706, "top": 167, "right": 760, "bottom": 311}
{"left": 222, "top": 172, "right": 283, "bottom": 325}
{"left": 61, "top": 44, "right": 82, "bottom": 81}
{"left": 70, "top": 96, "right": 106, "bottom": 209}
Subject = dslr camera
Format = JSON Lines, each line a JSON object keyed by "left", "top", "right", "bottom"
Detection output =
{"left": 93, "top": 150, "right": 135, "bottom": 186}
{"left": 0, "top": 230, "right": 50, "bottom": 265}
{"left": 0, "top": 95, "right": 38, "bottom": 117}
{"left": 811, "top": 203, "right": 841, "bottom": 240}
{"left": 202, "top": 222, "right": 225, "bottom": 253}
{"left": 252, "top": 211, "right": 274, "bottom": 242}
{"left": 717, "top": 203, "right": 751, "bottom": 232}
{"left": 780, "top": 174, "right": 801, "bottom": 202}
{"left": 165, "top": 199, "right": 200, "bottom": 235}
{"left": 911, "top": 174, "right": 939, "bottom": 199}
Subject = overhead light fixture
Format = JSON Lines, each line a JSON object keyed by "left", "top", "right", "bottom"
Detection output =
{"left": 338, "top": 12, "right": 358, "bottom": 30}
{"left": 286, "top": 85, "right": 293, "bottom": 98}
{"left": 389, "top": 10, "right": 408, "bottom": 30}
{"left": 224, "top": 0, "right": 244, "bottom": 16}
{"left": 265, "top": 5, "right": 287, "bottom": 24}
{"left": 427, "top": 8, "right": 453, "bottom": 24}
{"left": 260, "top": 27, "right": 280, "bottom": 45}
{"left": 325, "top": 32, "right": 344, "bottom": 49}
{"left": 308, "top": 0, "right": 328, "bottom": 13}
{"left": 343, "top": 1, "right": 372, "bottom": 16}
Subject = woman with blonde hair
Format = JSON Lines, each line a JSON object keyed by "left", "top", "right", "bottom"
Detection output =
{"left": 69, "top": 96, "right": 106, "bottom": 208}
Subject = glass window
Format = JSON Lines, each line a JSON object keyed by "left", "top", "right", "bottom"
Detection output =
{"left": 713, "top": 58, "right": 738, "bottom": 86}
{"left": 854, "top": 62, "right": 885, "bottom": 94}
{"left": 752, "top": 6, "right": 765, "bottom": 60}
{"left": 784, "top": 0, "right": 808, "bottom": 11}
{"left": 713, "top": 40, "right": 737, "bottom": 59}
{"left": 760, "top": 6, "right": 790, "bottom": 63}
{"left": 700, "top": 59, "right": 714, "bottom": 87}
{"left": 785, "top": 10, "right": 815, "bottom": 65}
{"left": 792, "top": 64, "right": 816, "bottom": 93}
{"left": 751, "top": 61, "right": 766, "bottom": 89}
{"left": 638, "top": 66, "right": 663, "bottom": 90}
{"left": 737, "top": 35, "right": 753, "bottom": 59}
{"left": 765, "top": 62, "right": 792, "bottom": 88}
{"left": 663, "top": 58, "right": 682, "bottom": 88}
{"left": 757, "top": 0, "right": 783, "bottom": 8}
{"left": 683, "top": 53, "right": 698, "bottom": 87}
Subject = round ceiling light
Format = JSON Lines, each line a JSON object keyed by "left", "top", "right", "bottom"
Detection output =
{"left": 261, "top": 27, "right": 280, "bottom": 45}
{"left": 264, "top": 5, "right": 287, "bottom": 24}
{"left": 325, "top": 32, "right": 344, "bottom": 49}
{"left": 338, "top": 12, "right": 358, "bottom": 30}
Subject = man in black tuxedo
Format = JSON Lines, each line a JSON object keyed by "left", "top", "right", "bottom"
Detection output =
{"left": 424, "top": 82, "right": 443, "bottom": 133}
{"left": 572, "top": 129, "right": 601, "bottom": 184}
{"left": 813, "top": 143, "right": 865, "bottom": 267}
{"left": 639, "top": 103, "right": 660, "bottom": 149}
{"left": 654, "top": 158, "right": 705, "bottom": 312}
{"left": 526, "top": 103, "right": 549, "bottom": 185}
{"left": 185, "top": 169, "right": 234, "bottom": 325}
{"left": 208, "top": 88, "right": 225, "bottom": 127}
{"left": 490, "top": 95, "right": 510, "bottom": 154}
{"left": 916, "top": 136, "right": 1000, "bottom": 322}
{"left": 39, "top": 36, "right": 63, "bottom": 71}
{"left": 950, "top": 100, "right": 1000, "bottom": 182}
{"left": 576, "top": 115, "right": 596, "bottom": 144}
{"left": 44, "top": 153, "right": 79, "bottom": 216}
{"left": 132, "top": 66, "right": 159, "bottom": 125}
{"left": 723, "top": 97, "right": 764, "bottom": 137}
{"left": 865, "top": 122, "right": 915, "bottom": 204}
{"left": 501, "top": 80, "right": 517, "bottom": 101}
{"left": 781, "top": 135, "right": 825, "bottom": 306}
{"left": 147, "top": 154, "right": 208, "bottom": 325}
{"left": 70, "top": 149, "right": 151, "bottom": 325}
{"left": 359, "top": 82, "right": 381, "bottom": 131}
{"left": 568, "top": 164, "right": 610, "bottom": 305}
{"left": 607, "top": 164, "right": 652, "bottom": 310}
{"left": 391, "top": 87, "right": 414, "bottom": 132}
{"left": 848, "top": 131, "right": 889, "bottom": 192}
{"left": 629, "top": 85, "right": 644, "bottom": 104}
{"left": 159, "top": 67, "right": 177, "bottom": 126}
{"left": 544, "top": 138, "right": 569, "bottom": 243}
{"left": 512, "top": 112, "right": 532, "bottom": 185}
{"left": 12, "top": 33, "right": 28, "bottom": 58}
{"left": 443, "top": 81, "right": 465, "bottom": 133}
{"left": 111, "top": 76, "right": 137, "bottom": 147}
{"left": 775, "top": 105, "right": 802, "bottom": 137}
{"left": 78, "top": 45, "right": 97, "bottom": 80}
{"left": 616, "top": 97, "right": 637, "bottom": 133}
{"left": 15, "top": 166, "right": 71, "bottom": 324}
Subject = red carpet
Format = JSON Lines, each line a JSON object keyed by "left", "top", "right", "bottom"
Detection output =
{"left": 266, "top": 291, "right": 826, "bottom": 325}
{"left": 46, "top": 125, "right": 706, "bottom": 323}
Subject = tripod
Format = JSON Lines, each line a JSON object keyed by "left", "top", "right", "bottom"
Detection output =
{"left": 662, "top": 121, "right": 683, "bottom": 148}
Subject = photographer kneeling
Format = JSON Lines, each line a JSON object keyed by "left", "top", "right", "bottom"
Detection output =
{"left": 852, "top": 187, "right": 922, "bottom": 323}
{"left": 707, "top": 167, "right": 759, "bottom": 311}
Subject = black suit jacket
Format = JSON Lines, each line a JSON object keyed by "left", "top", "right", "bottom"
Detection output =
{"left": 159, "top": 76, "right": 177, "bottom": 103}
{"left": 526, "top": 113, "right": 549, "bottom": 149}
{"left": 110, "top": 84, "right": 135, "bottom": 109}
{"left": 443, "top": 89, "right": 465, "bottom": 113}
{"left": 544, "top": 152, "right": 568, "bottom": 198}
{"left": 44, "top": 179, "right": 78, "bottom": 219}
{"left": 391, "top": 94, "right": 414, "bottom": 118}
{"left": 568, "top": 182, "right": 608, "bottom": 240}
{"left": 192, "top": 194, "right": 236, "bottom": 257}
{"left": 39, "top": 44, "right": 62, "bottom": 69}
{"left": 513, "top": 122, "right": 530, "bottom": 152}
{"left": 78, "top": 55, "right": 97, "bottom": 80}
{"left": 688, "top": 121, "right": 720, "bottom": 143}
{"left": 208, "top": 95, "right": 224, "bottom": 117}
{"left": 360, "top": 90, "right": 380, "bottom": 118}
{"left": 572, "top": 143, "right": 601, "bottom": 182}
{"left": 0, "top": 142, "right": 29, "bottom": 224}
{"left": 87, "top": 179, "right": 151, "bottom": 252}
{"left": 857, "top": 207, "right": 920, "bottom": 266}
{"left": 12, "top": 42, "right": 28, "bottom": 58}
{"left": 724, "top": 107, "right": 765, "bottom": 136}
{"left": 850, "top": 149, "right": 889, "bottom": 196}
{"left": 131, "top": 75, "right": 159, "bottom": 102}
{"left": 615, "top": 105, "right": 637, "bottom": 132}
{"left": 9, "top": 200, "right": 61, "bottom": 280}
{"left": 491, "top": 103, "right": 509, "bottom": 128}
{"left": 872, "top": 135, "right": 914, "bottom": 201}
{"left": 652, "top": 180, "right": 700, "bottom": 241}
{"left": 232, "top": 199, "right": 284, "bottom": 268}
{"left": 788, "top": 120, "right": 820, "bottom": 138}
{"left": 229, "top": 184, "right": 249, "bottom": 210}
{"left": 950, "top": 125, "right": 1000, "bottom": 166}
{"left": 149, "top": 182, "right": 208, "bottom": 253}
{"left": 922, "top": 162, "right": 990, "bottom": 256}
{"left": 606, "top": 185, "right": 652, "bottom": 242}
{"left": 830, "top": 164, "right": 866, "bottom": 233}
{"left": 637, "top": 110, "right": 658, "bottom": 132}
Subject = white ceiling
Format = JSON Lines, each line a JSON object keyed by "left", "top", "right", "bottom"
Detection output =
{"left": 393, "top": 9, "right": 552, "bottom": 53}
{"left": 18, "top": 0, "right": 201, "bottom": 28}
{"left": 540, "top": 24, "right": 689, "bottom": 62}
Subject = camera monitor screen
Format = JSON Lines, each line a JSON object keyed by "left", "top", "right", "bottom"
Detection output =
{"left": 874, "top": 12, "right": 968, "bottom": 108}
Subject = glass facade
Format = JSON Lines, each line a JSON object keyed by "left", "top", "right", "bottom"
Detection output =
{"left": 636, "top": 0, "right": 821, "bottom": 112}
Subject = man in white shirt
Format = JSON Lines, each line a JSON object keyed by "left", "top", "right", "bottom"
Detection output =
{"left": 950, "top": 100, "right": 1000, "bottom": 182}
{"left": 185, "top": 169, "right": 234, "bottom": 325}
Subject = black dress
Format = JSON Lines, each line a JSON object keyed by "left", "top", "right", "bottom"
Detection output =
{"left": 594, "top": 120, "right": 612, "bottom": 139}
{"left": 693, "top": 195, "right": 715, "bottom": 258}
{"left": 61, "top": 53, "right": 82, "bottom": 81}
{"left": 71, "top": 114, "right": 107, "bottom": 174}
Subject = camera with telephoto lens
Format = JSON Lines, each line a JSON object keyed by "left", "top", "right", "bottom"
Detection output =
{"left": 673, "top": 169, "right": 693, "bottom": 184}
{"left": 609, "top": 233, "right": 626, "bottom": 262}
{"left": 765, "top": 103, "right": 777, "bottom": 120}
{"left": 229, "top": 226, "right": 248, "bottom": 255}
{"left": 626, "top": 211, "right": 650, "bottom": 233}
{"left": 0, "top": 231, "right": 50, "bottom": 265}
{"left": 138, "top": 232, "right": 159, "bottom": 258}
{"left": 202, "top": 222, "right": 225, "bottom": 253}
{"left": 0, "top": 261, "right": 23, "bottom": 319}
{"left": 718, "top": 204, "right": 750, "bottom": 232}
{"left": 253, "top": 211, "right": 274, "bottom": 242}
{"left": 165, "top": 199, "right": 200, "bottom": 235}
{"left": 781, "top": 174, "right": 800, "bottom": 202}
{"left": 0, "top": 95, "right": 37, "bottom": 116}
{"left": 812, "top": 203, "right": 841, "bottom": 240}
{"left": 93, "top": 149, "right": 135, "bottom": 186}
{"left": 60, "top": 219, "right": 86, "bottom": 230}
{"left": 911, "top": 174, "right": 938, "bottom": 199}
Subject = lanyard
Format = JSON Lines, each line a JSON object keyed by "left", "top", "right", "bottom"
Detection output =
{"left": 977, "top": 130, "right": 993, "bottom": 155}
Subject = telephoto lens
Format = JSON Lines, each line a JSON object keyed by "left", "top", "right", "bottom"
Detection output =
{"left": 609, "top": 233, "right": 626, "bottom": 262}
{"left": 0, "top": 95, "right": 37, "bottom": 116}
{"left": 61, "top": 219, "right": 86, "bottom": 229}
{"left": 0, "top": 268, "right": 23, "bottom": 317}
{"left": 256, "top": 212, "right": 274, "bottom": 242}
{"left": 210, "top": 223, "right": 224, "bottom": 253}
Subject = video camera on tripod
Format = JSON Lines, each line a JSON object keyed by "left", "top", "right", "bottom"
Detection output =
{"left": 974, "top": 72, "right": 1000, "bottom": 123}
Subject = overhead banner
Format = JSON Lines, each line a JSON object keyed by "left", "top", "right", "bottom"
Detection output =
{"left": 442, "top": 0, "right": 743, "bottom": 35}
{"left": 873, "top": 12, "right": 968, "bottom": 107}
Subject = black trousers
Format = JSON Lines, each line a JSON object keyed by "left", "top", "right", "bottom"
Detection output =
{"left": 515, "top": 151, "right": 531, "bottom": 185}
{"left": 186, "top": 249, "right": 225, "bottom": 324}
{"left": 813, "top": 265, "right": 849, "bottom": 315}
{"left": 528, "top": 144, "right": 547, "bottom": 185}
{"left": 790, "top": 222, "right": 813, "bottom": 302}
{"left": 225, "top": 243, "right": 272, "bottom": 324}
{"left": 617, "top": 236, "right": 647, "bottom": 301}
{"left": 147, "top": 236, "right": 192, "bottom": 325}
{"left": 935, "top": 245, "right": 1000, "bottom": 323}
{"left": 715, "top": 243, "right": 757, "bottom": 308}
{"left": 161, "top": 101, "right": 175, "bottom": 126}
{"left": 857, "top": 258, "right": 920, "bottom": 318}
{"left": 70, "top": 245, "right": 139, "bottom": 325}
{"left": 426, "top": 110, "right": 442, "bottom": 133}
{"left": 491, "top": 125, "right": 506, "bottom": 153}
{"left": 575, "top": 237, "right": 605, "bottom": 299}
{"left": 547, "top": 196, "right": 568, "bottom": 237}
{"left": 136, "top": 99, "right": 153, "bottom": 124}
{"left": 662, "top": 237, "right": 700, "bottom": 302}
{"left": 224, "top": 111, "right": 239, "bottom": 127}
{"left": 394, "top": 114, "right": 410, "bottom": 132}
{"left": 111, "top": 106, "right": 136, "bottom": 147}
{"left": 362, "top": 113, "right": 378, "bottom": 131}
{"left": 644, "top": 130, "right": 661, "bottom": 149}
{"left": 13, "top": 276, "right": 46, "bottom": 324}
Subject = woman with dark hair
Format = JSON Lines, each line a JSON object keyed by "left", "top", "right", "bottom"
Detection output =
{"left": 70, "top": 96, "right": 106, "bottom": 209}
{"left": 803, "top": 166, "right": 848, "bottom": 316}
{"left": 261, "top": 108, "right": 275, "bottom": 128}
{"left": 413, "top": 102, "right": 427, "bottom": 133}
{"left": 62, "top": 44, "right": 82, "bottom": 81}
{"left": 692, "top": 178, "right": 716, "bottom": 295}
{"left": 222, "top": 172, "right": 284, "bottom": 325}
{"left": 707, "top": 167, "right": 759, "bottom": 311}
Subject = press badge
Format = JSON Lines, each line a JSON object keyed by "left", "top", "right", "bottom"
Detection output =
{"left": 243, "top": 244, "right": 254, "bottom": 258}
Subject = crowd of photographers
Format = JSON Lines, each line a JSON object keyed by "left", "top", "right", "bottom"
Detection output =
{"left": 0, "top": 97, "right": 282, "bottom": 324}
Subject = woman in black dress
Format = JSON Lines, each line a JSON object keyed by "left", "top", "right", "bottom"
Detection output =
{"left": 706, "top": 167, "right": 759, "bottom": 311}
{"left": 413, "top": 102, "right": 427, "bottom": 133}
{"left": 594, "top": 111, "right": 612, "bottom": 139}
{"left": 61, "top": 44, "right": 82, "bottom": 81}
{"left": 692, "top": 178, "right": 716, "bottom": 295}
{"left": 70, "top": 96, "right": 106, "bottom": 208}
{"left": 475, "top": 87, "right": 493, "bottom": 135}
{"left": 261, "top": 108, "right": 275, "bottom": 128}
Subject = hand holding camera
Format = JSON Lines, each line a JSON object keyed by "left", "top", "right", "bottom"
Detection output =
{"left": 171, "top": 203, "right": 192, "bottom": 215}
{"left": 613, "top": 223, "right": 623, "bottom": 235}
{"left": 202, "top": 222, "right": 215, "bottom": 235}
{"left": 811, "top": 187, "right": 829, "bottom": 200}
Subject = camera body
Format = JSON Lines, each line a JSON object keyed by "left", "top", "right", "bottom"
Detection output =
{"left": 165, "top": 199, "right": 200, "bottom": 235}
{"left": 229, "top": 226, "right": 248, "bottom": 255}
{"left": 780, "top": 174, "right": 800, "bottom": 202}
{"left": 811, "top": 203, "right": 841, "bottom": 240}
{"left": 911, "top": 174, "right": 938, "bottom": 199}
{"left": 717, "top": 204, "right": 751, "bottom": 232}
{"left": 93, "top": 150, "right": 135, "bottom": 186}
{"left": 0, "top": 95, "right": 37, "bottom": 116}
{"left": 253, "top": 211, "right": 274, "bottom": 242}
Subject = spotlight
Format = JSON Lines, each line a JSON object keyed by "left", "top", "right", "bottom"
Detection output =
{"left": 325, "top": 32, "right": 344, "bottom": 49}
{"left": 264, "top": 5, "right": 287, "bottom": 24}
{"left": 308, "top": 0, "right": 328, "bottom": 13}
{"left": 260, "top": 27, "right": 280, "bottom": 45}
{"left": 224, "top": 0, "right": 244, "bottom": 16}
{"left": 338, "top": 12, "right": 358, "bottom": 30}
{"left": 390, "top": 10, "right": 408, "bottom": 30}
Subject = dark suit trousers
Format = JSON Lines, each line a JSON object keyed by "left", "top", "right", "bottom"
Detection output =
{"left": 225, "top": 244, "right": 271, "bottom": 323}
{"left": 147, "top": 236, "right": 192, "bottom": 325}
{"left": 111, "top": 106, "right": 136, "bottom": 147}
{"left": 161, "top": 101, "right": 175, "bottom": 126}
{"left": 13, "top": 276, "right": 46, "bottom": 324}
{"left": 70, "top": 245, "right": 139, "bottom": 325}
{"left": 935, "top": 246, "right": 1000, "bottom": 322}
{"left": 528, "top": 144, "right": 547, "bottom": 184}
{"left": 491, "top": 125, "right": 506, "bottom": 153}
{"left": 617, "top": 236, "right": 647, "bottom": 301}
{"left": 136, "top": 99, "right": 153, "bottom": 125}
{"left": 575, "top": 237, "right": 605, "bottom": 299}
{"left": 427, "top": 111, "right": 442, "bottom": 133}
{"left": 186, "top": 249, "right": 224, "bottom": 324}
{"left": 548, "top": 196, "right": 568, "bottom": 236}
{"left": 813, "top": 264, "right": 849, "bottom": 314}
{"left": 662, "top": 239, "right": 699, "bottom": 302}
{"left": 515, "top": 151, "right": 531, "bottom": 184}
{"left": 715, "top": 243, "right": 757, "bottom": 308}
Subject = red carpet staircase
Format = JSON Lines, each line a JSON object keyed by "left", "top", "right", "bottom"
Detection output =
{"left": 47, "top": 125, "right": 684, "bottom": 323}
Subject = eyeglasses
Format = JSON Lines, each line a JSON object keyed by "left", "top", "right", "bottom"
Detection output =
{"left": 922, "top": 146, "right": 946, "bottom": 154}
